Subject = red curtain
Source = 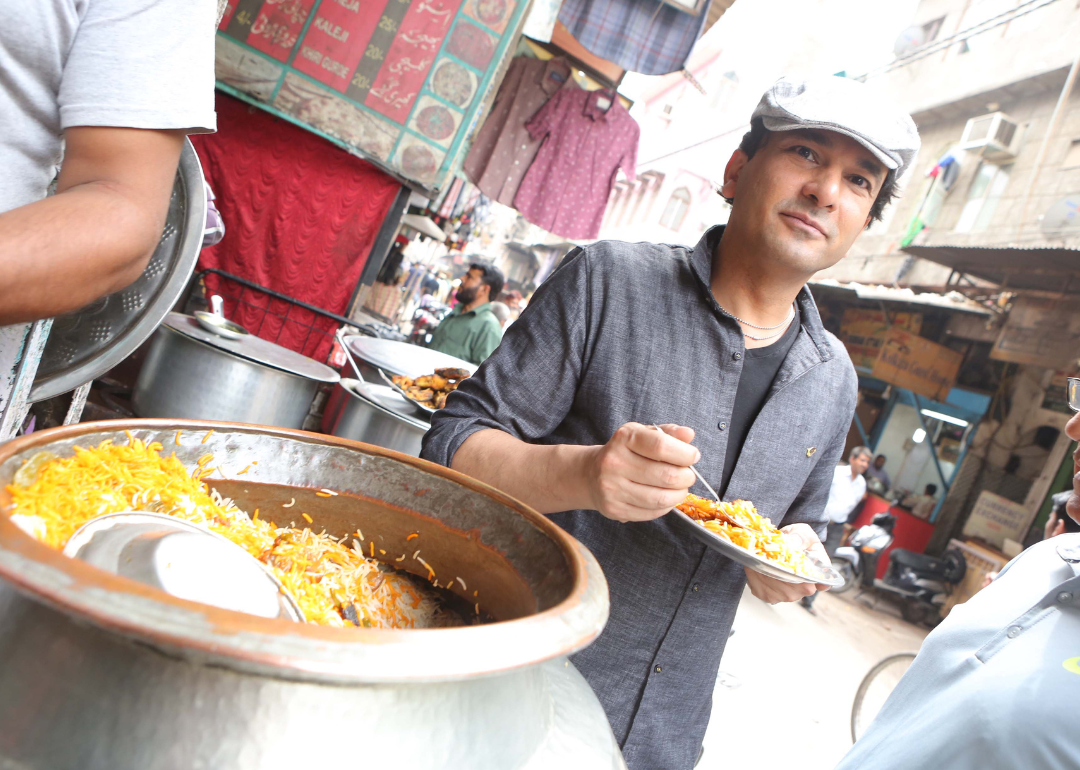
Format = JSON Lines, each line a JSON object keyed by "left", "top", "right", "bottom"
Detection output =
{"left": 190, "top": 93, "right": 400, "bottom": 362}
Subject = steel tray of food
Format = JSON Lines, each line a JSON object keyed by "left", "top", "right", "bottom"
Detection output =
{"left": 671, "top": 494, "right": 844, "bottom": 586}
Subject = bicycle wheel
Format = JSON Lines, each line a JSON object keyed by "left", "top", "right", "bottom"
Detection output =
{"left": 850, "top": 652, "right": 917, "bottom": 743}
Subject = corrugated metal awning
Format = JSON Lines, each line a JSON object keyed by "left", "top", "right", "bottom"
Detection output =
{"left": 902, "top": 244, "right": 1080, "bottom": 294}
{"left": 809, "top": 280, "right": 992, "bottom": 315}
{"left": 400, "top": 214, "right": 446, "bottom": 242}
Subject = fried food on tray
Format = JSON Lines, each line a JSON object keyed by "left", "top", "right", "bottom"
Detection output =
{"left": 676, "top": 494, "right": 811, "bottom": 576}
{"left": 392, "top": 368, "right": 470, "bottom": 409}
{"left": 406, "top": 387, "right": 435, "bottom": 402}
{"left": 434, "top": 367, "right": 470, "bottom": 381}
{"left": 415, "top": 374, "right": 449, "bottom": 390}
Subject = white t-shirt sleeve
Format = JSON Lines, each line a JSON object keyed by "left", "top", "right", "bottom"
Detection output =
{"left": 59, "top": 0, "right": 217, "bottom": 133}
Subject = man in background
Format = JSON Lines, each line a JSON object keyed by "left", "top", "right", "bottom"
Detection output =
{"left": 801, "top": 446, "right": 870, "bottom": 614}
{"left": 865, "top": 453, "right": 891, "bottom": 491}
{"left": 901, "top": 483, "right": 938, "bottom": 520}
{"left": 1, "top": 0, "right": 217, "bottom": 436}
{"left": 428, "top": 261, "right": 505, "bottom": 365}
{"left": 489, "top": 301, "right": 511, "bottom": 332}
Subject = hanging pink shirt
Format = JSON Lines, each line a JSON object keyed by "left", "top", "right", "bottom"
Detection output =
{"left": 513, "top": 88, "right": 639, "bottom": 239}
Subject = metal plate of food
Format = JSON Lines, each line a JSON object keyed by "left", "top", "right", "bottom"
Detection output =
{"left": 670, "top": 497, "right": 845, "bottom": 587}
{"left": 378, "top": 367, "right": 437, "bottom": 415}
{"left": 29, "top": 140, "right": 208, "bottom": 402}
{"left": 346, "top": 336, "right": 476, "bottom": 379}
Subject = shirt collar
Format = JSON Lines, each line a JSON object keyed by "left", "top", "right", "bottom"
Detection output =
{"left": 541, "top": 57, "right": 571, "bottom": 97}
{"left": 584, "top": 90, "right": 615, "bottom": 122}
{"left": 689, "top": 225, "right": 835, "bottom": 363}
{"left": 456, "top": 302, "right": 491, "bottom": 317}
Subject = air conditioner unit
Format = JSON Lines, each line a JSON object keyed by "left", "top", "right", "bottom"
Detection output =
{"left": 960, "top": 112, "right": 1022, "bottom": 160}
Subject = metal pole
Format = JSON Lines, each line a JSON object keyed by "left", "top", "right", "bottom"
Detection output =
{"left": 1014, "top": 46, "right": 1080, "bottom": 240}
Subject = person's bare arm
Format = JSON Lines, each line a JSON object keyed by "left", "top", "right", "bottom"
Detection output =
{"left": 0, "top": 126, "right": 185, "bottom": 324}
{"left": 451, "top": 422, "right": 700, "bottom": 521}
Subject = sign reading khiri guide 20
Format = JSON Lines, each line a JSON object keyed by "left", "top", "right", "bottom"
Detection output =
{"left": 871, "top": 328, "right": 963, "bottom": 402}
{"left": 215, "top": 0, "right": 526, "bottom": 190}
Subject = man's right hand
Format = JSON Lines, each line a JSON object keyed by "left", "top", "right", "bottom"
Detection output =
{"left": 585, "top": 423, "right": 700, "bottom": 522}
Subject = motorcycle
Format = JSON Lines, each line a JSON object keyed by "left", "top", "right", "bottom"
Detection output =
{"left": 408, "top": 296, "right": 450, "bottom": 346}
{"left": 875, "top": 547, "right": 966, "bottom": 625}
{"left": 831, "top": 513, "right": 896, "bottom": 594}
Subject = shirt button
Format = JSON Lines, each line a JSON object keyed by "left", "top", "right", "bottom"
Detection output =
{"left": 732, "top": 352, "right": 742, "bottom": 360}
{"left": 654, "top": 665, "right": 662, "bottom": 673}
{"left": 718, "top": 422, "right": 727, "bottom": 431}
{"left": 1057, "top": 591, "right": 1073, "bottom": 604}
{"left": 693, "top": 584, "right": 700, "bottom": 592}
{"left": 1007, "top": 626, "right": 1022, "bottom": 639}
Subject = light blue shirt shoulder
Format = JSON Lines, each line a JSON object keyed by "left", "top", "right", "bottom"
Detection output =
{"left": 837, "top": 533, "right": 1080, "bottom": 770}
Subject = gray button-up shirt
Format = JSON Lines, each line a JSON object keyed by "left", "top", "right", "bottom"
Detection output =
{"left": 837, "top": 533, "right": 1080, "bottom": 770}
{"left": 422, "top": 226, "right": 857, "bottom": 770}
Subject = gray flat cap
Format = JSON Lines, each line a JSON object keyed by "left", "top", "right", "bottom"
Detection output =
{"left": 752, "top": 76, "right": 920, "bottom": 180}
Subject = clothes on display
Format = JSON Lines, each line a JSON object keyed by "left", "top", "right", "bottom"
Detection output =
{"left": 464, "top": 56, "right": 575, "bottom": 206}
{"left": 514, "top": 87, "right": 639, "bottom": 239}
{"left": 558, "top": 0, "right": 713, "bottom": 76}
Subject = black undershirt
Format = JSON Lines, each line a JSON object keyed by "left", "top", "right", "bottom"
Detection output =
{"left": 719, "top": 307, "right": 800, "bottom": 497}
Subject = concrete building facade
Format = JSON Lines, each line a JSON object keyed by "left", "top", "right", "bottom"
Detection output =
{"left": 820, "top": 0, "right": 1080, "bottom": 288}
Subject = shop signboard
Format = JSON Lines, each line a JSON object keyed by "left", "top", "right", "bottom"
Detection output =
{"left": 214, "top": 0, "right": 527, "bottom": 191}
{"left": 871, "top": 328, "right": 963, "bottom": 401}
{"left": 990, "top": 295, "right": 1080, "bottom": 369}
{"left": 961, "top": 490, "right": 1030, "bottom": 550}
{"left": 838, "top": 309, "right": 922, "bottom": 370}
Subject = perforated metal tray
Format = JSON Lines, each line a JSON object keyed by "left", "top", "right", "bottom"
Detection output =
{"left": 29, "top": 140, "right": 207, "bottom": 402}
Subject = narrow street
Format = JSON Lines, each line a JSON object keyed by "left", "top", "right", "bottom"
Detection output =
{"left": 700, "top": 587, "right": 930, "bottom": 770}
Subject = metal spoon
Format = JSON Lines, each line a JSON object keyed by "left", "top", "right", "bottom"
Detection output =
{"left": 651, "top": 424, "right": 721, "bottom": 502}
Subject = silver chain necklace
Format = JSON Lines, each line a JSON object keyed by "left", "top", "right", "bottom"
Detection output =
{"left": 717, "top": 301, "right": 796, "bottom": 340}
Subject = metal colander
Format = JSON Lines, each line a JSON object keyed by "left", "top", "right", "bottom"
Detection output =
{"left": 29, "top": 140, "right": 206, "bottom": 402}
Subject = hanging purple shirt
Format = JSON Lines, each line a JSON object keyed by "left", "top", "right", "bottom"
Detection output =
{"left": 513, "top": 88, "right": 639, "bottom": 240}
{"left": 463, "top": 56, "right": 575, "bottom": 206}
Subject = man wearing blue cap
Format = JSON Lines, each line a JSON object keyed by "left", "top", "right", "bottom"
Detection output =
{"left": 424, "top": 76, "right": 920, "bottom": 769}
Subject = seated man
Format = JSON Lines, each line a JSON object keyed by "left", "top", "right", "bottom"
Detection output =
{"left": 428, "top": 261, "right": 505, "bottom": 365}
{"left": 901, "top": 483, "right": 938, "bottom": 520}
{"left": 864, "top": 453, "right": 891, "bottom": 492}
{"left": 836, "top": 410, "right": 1080, "bottom": 770}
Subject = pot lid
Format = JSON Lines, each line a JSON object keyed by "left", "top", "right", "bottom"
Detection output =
{"left": 345, "top": 336, "right": 475, "bottom": 379}
{"left": 341, "top": 379, "right": 429, "bottom": 428}
{"left": 29, "top": 140, "right": 207, "bottom": 402}
{"left": 164, "top": 313, "right": 340, "bottom": 383}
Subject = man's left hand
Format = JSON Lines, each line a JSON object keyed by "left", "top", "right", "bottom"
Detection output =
{"left": 743, "top": 523, "right": 832, "bottom": 604}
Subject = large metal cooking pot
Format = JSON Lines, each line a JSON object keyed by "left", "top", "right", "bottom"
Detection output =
{"left": 330, "top": 378, "right": 428, "bottom": 456}
{"left": 134, "top": 314, "right": 339, "bottom": 429}
{"left": 0, "top": 420, "right": 620, "bottom": 770}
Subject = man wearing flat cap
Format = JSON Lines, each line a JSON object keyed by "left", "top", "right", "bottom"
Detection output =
{"left": 424, "top": 76, "right": 920, "bottom": 768}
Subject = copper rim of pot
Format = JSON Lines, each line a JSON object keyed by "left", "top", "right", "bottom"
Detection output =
{"left": 0, "top": 420, "right": 609, "bottom": 685}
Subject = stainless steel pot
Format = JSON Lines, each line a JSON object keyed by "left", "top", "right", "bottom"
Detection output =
{"left": 133, "top": 314, "right": 339, "bottom": 429}
{"left": 0, "top": 421, "right": 620, "bottom": 770}
{"left": 330, "top": 379, "right": 428, "bottom": 456}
